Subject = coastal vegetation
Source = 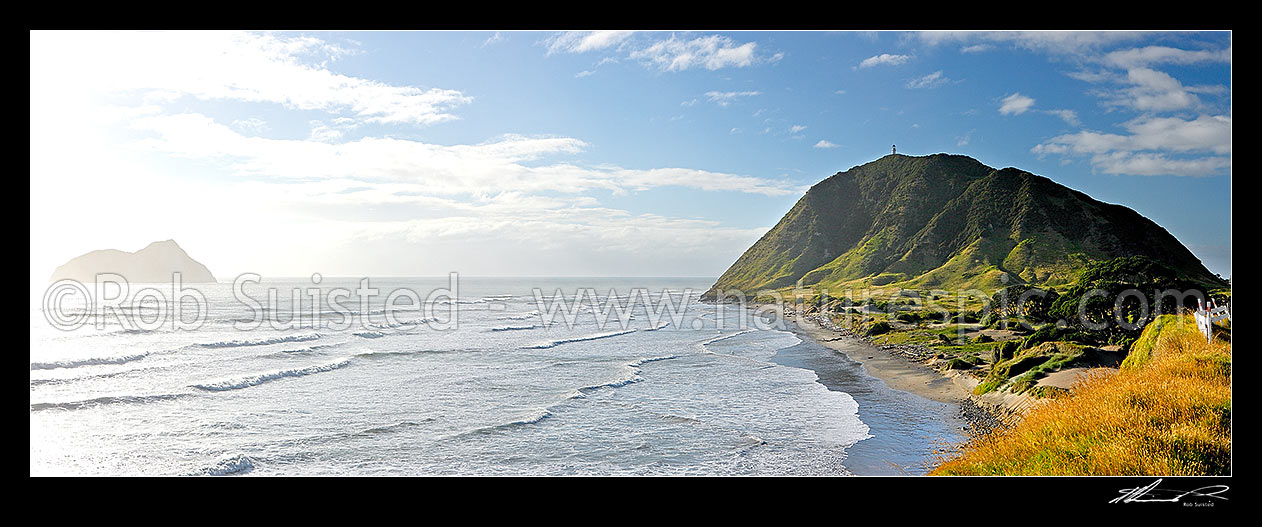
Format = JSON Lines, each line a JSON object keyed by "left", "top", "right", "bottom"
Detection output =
{"left": 793, "top": 255, "right": 1227, "bottom": 398}
{"left": 930, "top": 313, "right": 1231, "bottom": 475}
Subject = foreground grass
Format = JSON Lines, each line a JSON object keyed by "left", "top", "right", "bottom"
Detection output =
{"left": 931, "top": 314, "right": 1230, "bottom": 475}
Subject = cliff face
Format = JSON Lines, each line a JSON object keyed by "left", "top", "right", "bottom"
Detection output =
{"left": 49, "top": 239, "right": 216, "bottom": 283}
{"left": 705, "top": 154, "right": 1221, "bottom": 298}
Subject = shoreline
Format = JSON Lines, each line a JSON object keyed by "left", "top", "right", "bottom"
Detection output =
{"left": 776, "top": 310, "right": 1011, "bottom": 443}
{"left": 767, "top": 320, "right": 967, "bottom": 475}
{"left": 790, "top": 313, "right": 972, "bottom": 404}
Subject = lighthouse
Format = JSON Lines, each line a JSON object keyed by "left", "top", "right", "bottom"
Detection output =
{"left": 892, "top": 144, "right": 896, "bottom": 155}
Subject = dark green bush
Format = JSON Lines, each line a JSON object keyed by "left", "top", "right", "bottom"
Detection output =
{"left": 865, "top": 321, "right": 892, "bottom": 336}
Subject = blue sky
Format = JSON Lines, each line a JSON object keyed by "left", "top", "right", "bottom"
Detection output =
{"left": 29, "top": 31, "right": 1232, "bottom": 281}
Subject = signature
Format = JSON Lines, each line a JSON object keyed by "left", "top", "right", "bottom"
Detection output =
{"left": 1111, "top": 479, "right": 1229, "bottom": 504}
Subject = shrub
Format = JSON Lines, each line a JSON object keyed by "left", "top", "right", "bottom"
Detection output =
{"left": 1048, "top": 256, "right": 1220, "bottom": 342}
{"left": 895, "top": 312, "right": 921, "bottom": 323}
{"left": 998, "top": 340, "right": 1019, "bottom": 360}
{"left": 864, "top": 321, "right": 892, "bottom": 336}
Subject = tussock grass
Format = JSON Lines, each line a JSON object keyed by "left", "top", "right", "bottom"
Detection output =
{"left": 932, "top": 314, "right": 1230, "bottom": 475}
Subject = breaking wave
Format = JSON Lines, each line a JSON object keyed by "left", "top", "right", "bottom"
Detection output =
{"left": 30, "top": 392, "right": 189, "bottom": 412}
{"left": 195, "top": 455, "right": 257, "bottom": 476}
{"left": 489, "top": 324, "right": 542, "bottom": 332}
{"left": 197, "top": 334, "right": 321, "bottom": 348}
{"left": 699, "top": 329, "right": 757, "bottom": 347}
{"left": 520, "top": 329, "right": 637, "bottom": 349}
{"left": 191, "top": 359, "right": 352, "bottom": 392}
{"left": 30, "top": 352, "right": 150, "bottom": 370}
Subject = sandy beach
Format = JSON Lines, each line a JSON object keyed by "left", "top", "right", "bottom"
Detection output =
{"left": 786, "top": 313, "right": 975, "bottom": 404}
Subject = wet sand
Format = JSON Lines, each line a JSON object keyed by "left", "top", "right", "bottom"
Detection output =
{"left": 791, "top": 316, "right": 975, "bottom": 404}
{"left": 771, "top": 318, "right": 971, "bottom": 475}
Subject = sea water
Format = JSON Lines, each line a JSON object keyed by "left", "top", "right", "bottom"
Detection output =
{"left": 30, "top": 277, "right": 963, "bottom": 476}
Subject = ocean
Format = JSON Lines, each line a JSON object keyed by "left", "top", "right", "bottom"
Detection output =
{"left": 30, "top": 276, "right": 965, "bottom": 476}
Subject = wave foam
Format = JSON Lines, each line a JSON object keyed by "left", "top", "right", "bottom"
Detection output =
{"left": 30, "top": 392, "right": 187, "bottom": 412}
{"left": 506, "top": 408, "right": 553, "bottom": 426}
{"left": 573, "top": 355, "right": 677, "bottom": 395}
{"left": 521, "top": 329, "right": 636, "bottom": 349}
{"left": 700, "top": 329, "right": 757, "bottom": 347}
{"left": 191, "top": 359, "right": 352, "bottom": 392}
{"left": 197, "top": 455, "right": 256, "bottom": 476}
{"left": 497, "top": 312, "right": 540, "bottom": 321}
{"left": 197, "top": 334, "right": 321, "bottom": 348}
{"left": 30, "top": 352, "right": 150, "bottom": 370}
{"left": 626, "top": 355, "right": 677, "bottom": 368}
{"left": 490, "top": 324, "right": 541, "bottom": 332}
{"left": 367, "top": 318, "right": 433, "bottom": 330}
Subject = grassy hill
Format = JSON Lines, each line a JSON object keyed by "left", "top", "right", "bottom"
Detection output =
{"left": 704, "top": 154, "right": 1223, "bottom": 299}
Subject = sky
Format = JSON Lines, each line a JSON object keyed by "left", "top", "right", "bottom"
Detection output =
{"left": 29, "top": 30, "right": 1232, "bottom": 283}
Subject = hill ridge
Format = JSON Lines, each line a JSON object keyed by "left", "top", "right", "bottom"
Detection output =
{"left": 704, "top": 153, "right": 1220, "bottom": 298}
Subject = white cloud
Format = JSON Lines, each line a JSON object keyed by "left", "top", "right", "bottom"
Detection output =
{"left": 960, "top": 44, "right": 991, "bottom": 54}
{"left": 1102, "top": 45, "right": 1231, "bottom": 69}
{"left": 308, "top": 120, "right": 344, "bottom": 142}
{"left": 129, "top": 112, "right": 801, "bottom": 197}
{"left": 1115, "top": 67, "right": 1202, "bottom": 112}
{"left": 906, "top": 70, "right": 950, "bottom": 89}
{"left": 1032, "top": 114, "right": 1231, "bottom": 176}
{"left": 1087, "top": 152, "right": 1231, "bottom": 177}
{"left": 630, "top": 34, "right": 759, "bottom": 71}
{"left": 1035, "top": 114, "right": 1231, "bottom": 156}
{"left": 546, "top": 31, "right": 636, "bottom": 55}
{"left": 789, "top": 124, "right": 807, "bottom": 133}
{"left": 704, "top": 90, "right": 761, "bottom": 106}
{"left": 1067, "top": 70, "right": 1116, "bottom": 83}
{"left": 1063, "top": 45, "right": 1229, "bottom": 113}
{"left": 814, "top": 140, "right": 839, "bottom": 149}
{"left": 999, "top": 93, "right": 1036, "bottom": 115}
{"left": 545, "top": 32, "right": 777, "bottom": 74}
{"left": 1044, "top": 109, "right": 1081, "bottom": 126}
{"left": 918, "top": 31, "right": 1150, "bottom": 55}
{"left": 231, "top": 117, "right": 269, "bottom": 134}
{"left": 30, "top": 31, "right": 471, "bottom": 127}
{"left": 482, "top": 32, "right": 505, "bottom": 47}
{"left": 857, "top": 53, "right": 911, "bottom": 68}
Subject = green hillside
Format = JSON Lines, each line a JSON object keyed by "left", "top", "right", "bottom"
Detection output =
{"left": 704, "top": 154, "right": 1223, "bottom": 299}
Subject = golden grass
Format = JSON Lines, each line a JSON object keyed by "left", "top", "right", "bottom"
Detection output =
{"left": 931, "top": 314, "right": 1230, "bottom": 475}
